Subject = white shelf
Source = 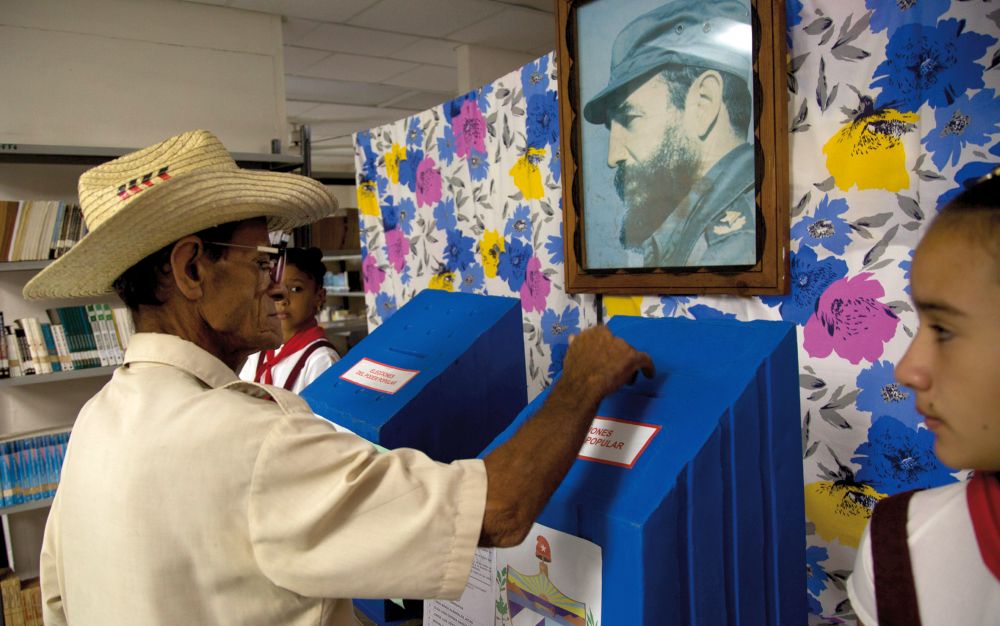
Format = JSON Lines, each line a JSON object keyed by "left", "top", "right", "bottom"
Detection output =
{"left": 0, "top": 260, "right": 51, "bottom": 272}
{"left": 321, "top": 250, "right": 362, "bottom": 262}
{"left": 0, "top": 366, "right": 117, "bottom": 387}
{"left": 320, "top": 317, "right": 367, "bottom": 333}
{"left": 326, "top": 290, "right": 365, "bottom": 298}
{"left": 0, "top": 143, "right": 302, "bottom": 171}
{"left": 0, "top": 497, "right": 53, "bottom": 516}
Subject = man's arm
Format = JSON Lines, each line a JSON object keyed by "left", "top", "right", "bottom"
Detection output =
{"left": 479, "top": 325, "right": 653, "bottom": 547}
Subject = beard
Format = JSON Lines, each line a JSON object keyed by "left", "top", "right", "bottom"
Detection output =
{"left": 615, "top": 125, "right": 701, "bottom": 249}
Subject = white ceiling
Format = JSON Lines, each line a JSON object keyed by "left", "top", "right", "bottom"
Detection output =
{"left": 187, "top": 0, "right": 556, "bottom": 176}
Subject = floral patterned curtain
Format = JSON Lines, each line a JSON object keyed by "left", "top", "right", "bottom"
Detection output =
{"left": 353, "top": 1, "right": 999, "bottom": 622}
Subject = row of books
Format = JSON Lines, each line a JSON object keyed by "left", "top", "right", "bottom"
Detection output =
{"left": 0, "top": 569, "right": 42, "bottom": 626}
{"left": 0, "top": 200, "right": 86, "bottom": 263}
{"left": 0, "top": 304, "right": 134, "bottom": 379}
{"left": 0, "top": 429, "right": 69, "bottom": 509}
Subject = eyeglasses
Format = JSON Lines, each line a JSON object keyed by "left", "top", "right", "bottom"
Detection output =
{"left": 202, "top": 241, "right": 287, "bottom": 284}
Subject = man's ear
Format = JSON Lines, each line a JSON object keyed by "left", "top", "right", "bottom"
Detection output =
{"left": 686, "top": 70, "right": 724, "bottom": 139}
{"left": 169, "top": 236, "right": 208, "bottom": 301}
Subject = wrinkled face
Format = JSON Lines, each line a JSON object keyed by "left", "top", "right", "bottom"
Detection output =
{"left": 607, "top": 76, "right": 702, "bottom": 247}
{"left": 200, "top": 220, "right": 285, "bottom": 362}
{"left": 276, "top": 264, "right": 324, "bottom": 341}
{"left": 895, "top": 224, "right": 1000, "bottom": 471}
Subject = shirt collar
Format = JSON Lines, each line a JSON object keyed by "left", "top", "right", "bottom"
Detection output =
{"left": 123, "top": 333, "right": 240, "bottom": 389}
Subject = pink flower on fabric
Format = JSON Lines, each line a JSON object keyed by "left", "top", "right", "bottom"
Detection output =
{"left": 803, "top": 273, "right": 899, "bottom": 364}
{"left": 453, "top": 99, "right": 486, "bottom": 159}
{"left": 415, "top": 157, "right": 442, "bottom": 207}
{"left": 362, "top": 254, "right": 385, "bottom": 294}
{"left": 519, "top": 256, "right": 550, "bottom": 313}
{"left": 385, "top": 228, "right": 409, "bottom": 272}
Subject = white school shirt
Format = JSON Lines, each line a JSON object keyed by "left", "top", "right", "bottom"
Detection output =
{"left": 241, "top": 340, "right": 340, "bottom": 394}
{"left": 847, "top": 481, "right": 1000, "bottom": 625}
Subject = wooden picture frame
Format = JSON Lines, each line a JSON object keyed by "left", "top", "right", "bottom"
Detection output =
{"left": 557, "top": 0, "right": 789, "bottom": 295}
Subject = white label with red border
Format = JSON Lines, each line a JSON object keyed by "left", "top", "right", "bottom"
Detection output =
{"left": 340, "top": 358, "right": 419, "bottom": 394}
{"left": 578, "top": 416, "right": 660, "bottom": 468}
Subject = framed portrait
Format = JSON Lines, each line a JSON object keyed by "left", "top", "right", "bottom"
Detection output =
{"left": 557, "top": 0, "right": 789, "bottom": 295}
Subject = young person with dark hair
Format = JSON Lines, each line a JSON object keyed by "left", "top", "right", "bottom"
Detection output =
{"left": 241, "top": 246, "right": 340, "bottom": 393}
{"left": 846, "top": 170, "right": 1000, "bottom": 625}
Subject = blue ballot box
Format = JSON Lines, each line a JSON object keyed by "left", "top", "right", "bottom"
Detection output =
{"left": 301, "top": 289, "right": 526, "bottom": 464}
{"left": 481, "top": 315, "right": 806, "bottom": 626}
{"left": 300, "top": 290, "right": 527, "bottom": 625}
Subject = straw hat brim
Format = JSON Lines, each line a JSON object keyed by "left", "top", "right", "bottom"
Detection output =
{"left": 23, "top": 168, "right": 338, "bottom": 300}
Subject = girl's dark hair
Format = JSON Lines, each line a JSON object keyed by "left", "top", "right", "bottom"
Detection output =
{"left": 937, "top": 170, "right": 1000, "bottom": 264}
{"left": 285, "top": 246, "right": 327, "bottom": 288}
{"left": 113, "top": 220, "right": 247, "bottom": 310}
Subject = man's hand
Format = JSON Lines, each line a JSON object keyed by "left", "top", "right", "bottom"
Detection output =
{"left": 555, "top": 325, "right": 656, "bottom": 412}
{"left": 480, "top": 325, "right": 653, "bottom": 547}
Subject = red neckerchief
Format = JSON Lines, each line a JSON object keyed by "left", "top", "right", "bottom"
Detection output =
{"left": 254, "top": 324, "right": 326, "bottom": 385}
{"left": 968, "top": 471, "right": 1000, "bottom": 583}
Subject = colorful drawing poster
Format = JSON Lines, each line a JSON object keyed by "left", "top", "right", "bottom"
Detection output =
{"left": 427, "top": 524, "right": 602, "bottom": 626}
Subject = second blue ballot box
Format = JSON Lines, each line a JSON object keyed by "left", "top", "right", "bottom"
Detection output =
{"left": 481, "top": 315, "right": 806, "bottom": 626}
{"left": 301, "top": 289, "right": 527, "bottom": 463}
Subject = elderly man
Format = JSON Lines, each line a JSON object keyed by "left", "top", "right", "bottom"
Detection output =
{"left": 26, "top": 130, "right": 652, "bottom": 625}
{"left": 584, "top": 0, "right": 756, "bottom": 268}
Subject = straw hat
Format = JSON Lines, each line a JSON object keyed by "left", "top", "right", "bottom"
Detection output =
{"left": 23, "top": 129, "right": 338, "bottom": 300}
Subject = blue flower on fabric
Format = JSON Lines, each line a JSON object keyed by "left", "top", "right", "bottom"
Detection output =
{"left": 545, "top": 233, "right": 563, "bottom": 265}
{"left": 548, "top": 342, "right": 569, "bottom": 379}
{"left": 872, "top": 19, "right": 997, "bottom": 112}
{"left": 397, "top": 147, "right": 424, "bottom": 193}
{"left": 865, "top": 0, "right": 949, "bottom": 34}
{"left": 786, "top": 0, "right": 803, "bottom": 28}
{"left": 477, "top": 83, "right": 494, "bottom": 114}
{"left": 761, "top": 246, "right": 849, "bottom": 326}
{"left": 498, "top": 238, "right": 533, "bottom": 291}
{"left": 357, "top": 130, "right": 379, "bottom": 181}
{"left": 526, "top": 90, "right": 560, "bottom": 150}
{"left": 504, "top": 205, "right": 532, "bottom": 242}
{"left": 936, "top": 158, "right": 999, "bottom": 209}
{"left": 381, "top": 197, "right": 400, "bottom": 232}
{"left": 856, "top": 361, "right": 920, "bottom": 428}
{"left": 791, "top": 196, "right": 851, "bottom": 255}
{"left": 396, "top": 198, "right": 416, "bottom": 236}
{"left": 659, "top": 296, "right": 690, "bottom": 317}
{"left": 376, "top": 173, "right": 390, "bottom": 199}
{"left": 444, "top": 228, "right": 476, "bottom": 272}
{"left": 521, "top": 54, "right": 550, "bottom": 98}
{"left": 434, "top": 198, "right": 458, "bottom": 232}
{"left": 468, "top": 149, "right": 489, "bottom": 181}
{"left": 805, "top": 545, "right": 829, "bottom": 598}
{"left": 688, "top": 304, "right": 736, "bottom": 320}
{"left": 899, "top": 251, "right": 913, "bottom": 295}
{"left": 375, "top": 292, "right": 398, "bottom": 322}
{"left": 459, "top": 263, "right": 484, "bottom": 293}
{"left": 549, "top": 145, "right": 561, "bottom": 183}
{"left": 406, "top": 117, "right": 423, "bottom": 149}
{"left": 852, "top": 416, "right": 958, "bottom": 494}
{"left": 541, "top": 305, "right": 580, "bottom": 346}
{"left": 400, "top": 265, "right": 411, "bottom": 285}
{"left": 437, "top": 125, "right": 457, "bottom": 165}
{"left": 921, "top": 89, "right": 1000, "bottom": 170}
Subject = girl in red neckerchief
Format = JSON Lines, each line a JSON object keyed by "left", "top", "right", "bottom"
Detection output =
{"left": 240, "top": 247, "right": 340, "bottom": 393}
{"left": 846, "top": 171, "right": 1000, "bottom": 626}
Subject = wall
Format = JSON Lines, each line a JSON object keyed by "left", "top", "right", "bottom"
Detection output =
{"left": 353, "top": 1, "right": 1000, "bottom": 623}
{"left": 0, "top": 0, "right": 286, "bottom": 152}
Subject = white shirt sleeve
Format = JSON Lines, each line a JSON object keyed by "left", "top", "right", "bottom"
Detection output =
{"left": 239, "top": 352, "right": 261, "bottom": 383}
{"left": 289, "top": 345, "right": 339, "bottom": 394}
{"left": 846, "top": 522, "right": 879, "bottom": 626}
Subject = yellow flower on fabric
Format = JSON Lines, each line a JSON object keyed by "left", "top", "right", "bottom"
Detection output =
{"left": 357, "top": 180, "right": 380, "bottom": 217}
{"left": 821, "top": 107, "right": 918, "bottom": 192}
{"left": 510, "top": 147, "right": 546, "bottom": 200}
{"left": 428, "top": 272, "right": 455, "bottom": 292}
{"left": 604, "top": 296, "right": 644, "bottom": 319}
{"left": 804, "top": 480, "right": 885, "bottom": 548}
{"left": 479, "top": 230, "right": 505, "bottom": 278}
{"left": 385, "top": 143, "right": 406, "bottom": 184}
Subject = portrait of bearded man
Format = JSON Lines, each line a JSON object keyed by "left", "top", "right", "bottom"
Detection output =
{"left": 579, "top": 0, "right": 757, "bottom": 270}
